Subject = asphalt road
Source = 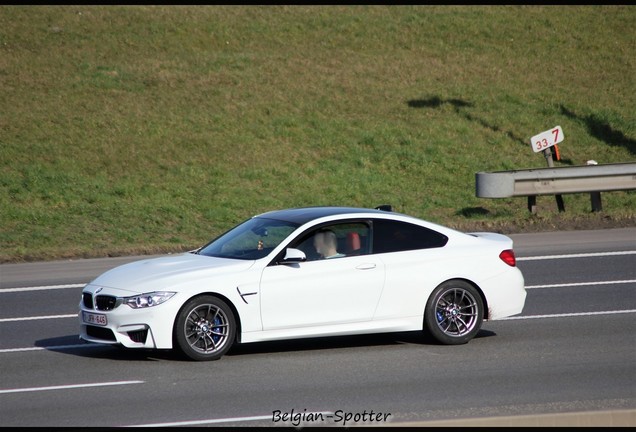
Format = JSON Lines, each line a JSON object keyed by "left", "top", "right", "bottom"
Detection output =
{"left": 0, "top": 227, "right": 635, "bottom": 427}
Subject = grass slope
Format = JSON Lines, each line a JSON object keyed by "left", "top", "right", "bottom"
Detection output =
{"left": 1, "top": 5, "right": 635, "bottom": 262}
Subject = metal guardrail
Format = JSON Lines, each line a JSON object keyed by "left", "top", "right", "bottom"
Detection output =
{"left": 475, "top": 162, "right": 636, "bottom": 213}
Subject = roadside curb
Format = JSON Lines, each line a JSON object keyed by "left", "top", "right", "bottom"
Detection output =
{"left": 386, "top": 408, "right": 636, "bottom": 427}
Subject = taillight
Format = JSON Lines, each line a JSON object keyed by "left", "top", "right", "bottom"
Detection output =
{"left": 499, "top": 249, "right": 516, "bottom": 266}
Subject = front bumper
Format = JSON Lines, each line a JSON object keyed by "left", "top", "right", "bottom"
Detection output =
{"left": 78, "top": 284, "right": 182, "bottom": 349}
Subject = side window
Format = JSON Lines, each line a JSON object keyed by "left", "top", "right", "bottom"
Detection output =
{"left": 372, "top": 219, "right": 448, "bottom": 254}
{"left": 290, "top": 222, "right": 371, "bottom": 261}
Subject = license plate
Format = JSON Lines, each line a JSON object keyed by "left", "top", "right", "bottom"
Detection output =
{"left": 82, "top": 311, "right": 107, "bottom": 326}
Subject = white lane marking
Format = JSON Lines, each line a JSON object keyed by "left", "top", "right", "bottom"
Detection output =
{"left": 517, "top": 250, "right": 636, "bottom": 261}
{"left": 1, "top": 309, "right": 635, "bottom": 355}
{"left": 526, "top": 279, "right": 636, "bottom": 289}
{"left": 126, "top": 412, "right": 334, "bottom": 427}
{"left": 0, "top": 275, "right": 635, "bottom": 327}
{"left": 1, "top": 251, "right": 633, "bottom": 292}
{"left": 0, "top": 314, "right": 77, "bottom": 323}
{"left": 0, "top": 284, "right": 85, "bottom": 293}
{"left": 0, "top": 380, "right": 144, "bottom": 394}
{"left": 3, "top": 277, "right": 635, "bottom": 324}
{"left": 127, "top": 415, "right": 276, "bottom": 427}
{"left": 500, "top": 309, "right": 636, "bottom": 320}
{"left": 0, "top": 343, "right": 102, "bottom": 353}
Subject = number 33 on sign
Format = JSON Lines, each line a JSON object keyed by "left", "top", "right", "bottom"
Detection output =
{"left": 531, "top": 126, "right": 564, "bottom": 153}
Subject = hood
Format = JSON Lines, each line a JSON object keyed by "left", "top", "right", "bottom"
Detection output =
{"left": 88, "top": 252, "right": 255, "bottom": 294}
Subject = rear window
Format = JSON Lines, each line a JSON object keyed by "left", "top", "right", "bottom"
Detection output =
{"left": 372, "top": 219, "right": 448, "bottom": 254}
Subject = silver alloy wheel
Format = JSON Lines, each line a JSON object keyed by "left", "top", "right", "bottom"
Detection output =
{"left": 434, "top": 287, "right": 479, "bottom": 337}
{"left": 183, "top": 303, "right": 230, "bottom": 354}
{"left": 424, "top": 280, "right": 484, "bottom": 345}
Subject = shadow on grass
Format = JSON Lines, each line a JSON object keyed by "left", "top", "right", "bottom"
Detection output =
{"left": 35, "top": 329, "right": 497, "bottom": 362}
{"left": 407, "top": 96, "right": 529, "bottom": 149}
{"left": 407, "top": 96, "right": 636, "bottom": 162}
{"left": 407, "top": 96, "right": 473, "bottom": 109}
{"left": 560, "top": 104, "right": 636, "bottom": 156}
{"left": 456, "top": 206, "right": 490, "bottom": 217}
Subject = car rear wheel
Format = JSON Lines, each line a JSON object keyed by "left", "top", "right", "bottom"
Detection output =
{"left": 424, "top": 280, "right": 484, "bottom": 345}
{"left": 174, "top": 295, "right": 236, "bottom": 361}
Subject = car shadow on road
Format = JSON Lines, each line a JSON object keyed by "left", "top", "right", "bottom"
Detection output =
{"left": 35, "top": 329, "right": 497, "bottom": 361}
{"left": 226, "top": 329, "right": 497, "bottom": 357}
{"left": 34, "top": 335, "right": 180, "bottom": 361}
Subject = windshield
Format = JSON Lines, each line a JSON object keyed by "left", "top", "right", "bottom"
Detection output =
{"left": 197, "top": 217, "right": 299, "bottom": 260}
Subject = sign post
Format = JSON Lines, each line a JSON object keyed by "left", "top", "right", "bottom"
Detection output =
{"left": 530, "top": 126, "right": 565, "bottom": 212}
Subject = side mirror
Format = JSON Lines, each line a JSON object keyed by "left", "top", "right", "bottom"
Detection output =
{"left": 279, "top": 248, "right": 306, "bottom": 264}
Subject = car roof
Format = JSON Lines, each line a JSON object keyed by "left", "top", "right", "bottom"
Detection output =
{"left": 255, "top": 206, "right": 396, "bottom": 225}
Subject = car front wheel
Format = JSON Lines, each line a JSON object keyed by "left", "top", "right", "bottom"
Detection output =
{"left": 424, "top": 280, "right": 484, "bottom": 345}
{"left": 174, "top": 295, "right": 236, "bottom": 361}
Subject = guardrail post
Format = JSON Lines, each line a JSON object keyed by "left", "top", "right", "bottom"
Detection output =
{"left": 543, "top": 147, "right": 565, "bottom": 212}
{"left": 586, "top": 161, "right": 602, "bottom": 212}
{"left": 591, "top": 192, "right": 602, "bottom": 212}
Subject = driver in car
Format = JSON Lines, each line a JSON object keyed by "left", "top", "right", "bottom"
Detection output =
{"left": 313, "top": 229, "right": 345, "bottom": 259}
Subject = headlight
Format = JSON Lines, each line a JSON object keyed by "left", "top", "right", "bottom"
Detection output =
{"left": 124, "top": 291, "right": 176, "bottom": 309}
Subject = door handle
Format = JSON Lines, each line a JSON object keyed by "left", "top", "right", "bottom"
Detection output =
{"left": 355, "top": 263, "right": 376, "bottom": 270}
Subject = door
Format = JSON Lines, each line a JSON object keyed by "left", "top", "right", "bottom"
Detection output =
{"left": 259, "top": 254, "right": 384, "bottom": 330}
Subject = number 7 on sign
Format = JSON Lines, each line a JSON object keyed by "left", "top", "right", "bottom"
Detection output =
{"left": 531, "top": 126, "right": 564, "bottom": 153}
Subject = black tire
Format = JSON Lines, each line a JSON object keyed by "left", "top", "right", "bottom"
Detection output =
{"left": 174, "top": 295, "right": 236, "bottom": 361}
{"left": 424, "top": 280, "right": 484, "bottom": 345}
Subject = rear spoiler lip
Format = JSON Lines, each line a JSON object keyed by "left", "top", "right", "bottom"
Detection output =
{"left": 467, "top": 231, "right": 514, "bottom": 248}
{"left": 375, "top": 204, "right": 393, "bottom": 212}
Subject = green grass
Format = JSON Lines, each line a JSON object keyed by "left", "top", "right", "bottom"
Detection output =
{"left": 1, "top": 5, "right": 635, "bottom": 262}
